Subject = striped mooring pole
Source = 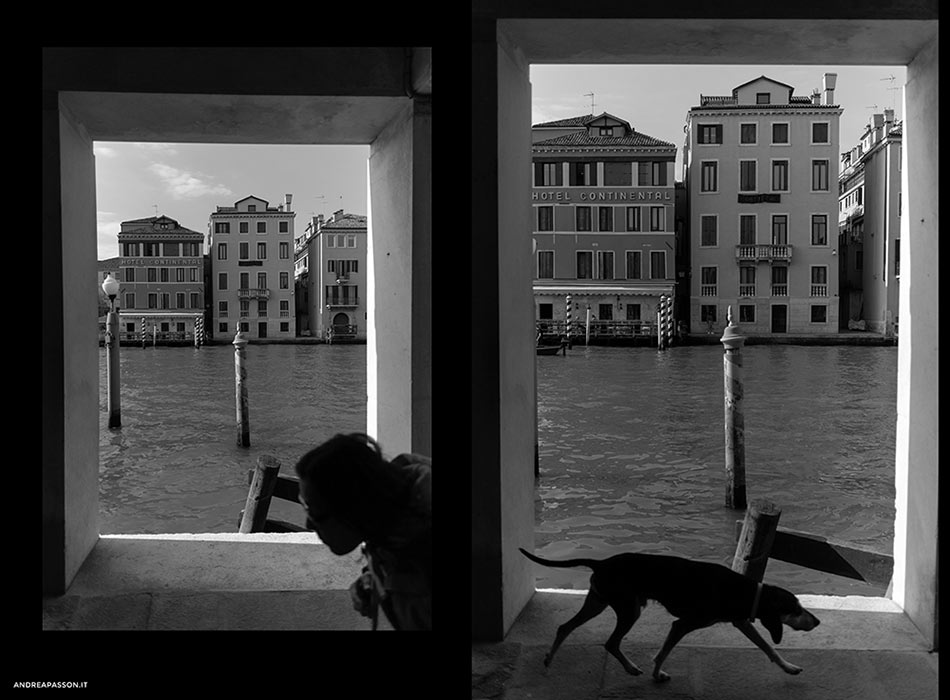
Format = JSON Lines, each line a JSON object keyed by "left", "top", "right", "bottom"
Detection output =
{"left": 657, "top": 295, "right": 668, "bottom": 350}
{"left": 721, "top": 306, "right": 747, "bottom": 509}
{"left": 564, "top": 294, "right": 573, "bottom": 349}
{"left": 140, "top": 317, "right": 146, "bottom": 349}
{"left": 194, "top": 315, "right": 204, "bottom": 348}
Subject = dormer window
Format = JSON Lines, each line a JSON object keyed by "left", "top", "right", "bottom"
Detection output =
{"left": 599, "top": 127, "right": 613, "bottom": 137}
{"left": 756, "top": 92, "right": 771, "bottom": 104}
{"left": 248, "top": 205, "right": 256, "bottom": 212}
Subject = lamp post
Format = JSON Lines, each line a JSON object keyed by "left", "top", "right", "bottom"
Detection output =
{"left": 102, "top": 274, "right": 121, "bottom": 428}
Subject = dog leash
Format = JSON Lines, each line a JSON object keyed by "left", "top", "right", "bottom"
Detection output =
{"left": 749, "top": 582, "right": 763, "bottom": 621}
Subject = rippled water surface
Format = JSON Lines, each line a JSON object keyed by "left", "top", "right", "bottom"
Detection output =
{"left": 534, "top": 345, "right": 897, "bottom": 596}
{"left": 99, "top": 344, "right": 366, "bottom": 534}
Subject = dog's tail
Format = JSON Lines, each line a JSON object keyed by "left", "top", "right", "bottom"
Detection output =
{"left": 519, "top": 547, "right": 601, "bottom": 570}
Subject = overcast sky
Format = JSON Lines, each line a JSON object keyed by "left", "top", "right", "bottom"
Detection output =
{"left": 531, "top": 64, "right": 906, "bottom": 172}
{"left": 94, "top": 143, "right": 369, "bottom": 260}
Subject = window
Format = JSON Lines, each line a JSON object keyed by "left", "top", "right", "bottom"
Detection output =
{"left": 257, "top": 222, "right": 266, "bottom": 233}
{"left": 626, "top": 251, "right": 641, "bottom": 279}
{"left": 160, "top": 294, "right": 169, "bottom": 310}
{"left": 811, "top": 266, "right": 828, "bottom": 286}
{"left": 163, "top": 243, "right": 179, "bottom": 256}
{"left": 247, "top": 205, "right": 256, "bottom": 212}
{"left": 538, "top": 206, "right": 554, "bottom": 231}
{"left": 756, "top": 92, "right": 770, "bottom": 105}
{"left": 336, "top": 235, "right": 346, "bottom": 247}
{"left": 147, "top": 267, "right": 157, "bottom": 282}
{"left": 570, "top": 162, "right": 597, "bottom": 186}
{"left": 701, "top": 304, "right": 717, "bottom": 323}
{"left": 626, "top": 304, "right": 641, "bottom": 321}
{"left": 812, "top": 122, "right": 829, "bottom": 144}
{"left": 279, "top": 241, "right": 289, "bottom": 259}
{"left": 652, "top": 161, "right": 668, "bottom": 186}
{"left": 626, "top": 206, "right": 641, "bottom": 232}
{"left": 148, "top": 293, "right": 157, "bottom": 309}
{"left": 537, "top": 251, "right": 554, "bottom": 279}
{"left": 771, "top": 215, "right": 788, "bottom": 245}
{"left": 576, "top": 206, "right": 592, "bottom": 231}
{"left": 700, "top": 161, "right": 718, "bottom": 192}
{"left": 697, "top": 124, "right": 723, "bottom": 144}
{"left": 214, "top": 222, "right": 230, "bottom": 234}
{"left": 700, "top": 267, "right": 717, "bottom": 296}
{"left": 538, "top": 303, "right": 553, "bottom": 320}
{"left": 219, "top": 272, "right": 228, "bottom": 290}
{"left": 638, "top": 161, "right": 668, "bottom": 186}
{"left": 739, "top": 215, "right": 756, "bottom": 245}
{"left": 534, "top": 162, "right": 563, "bottom": 186}
{"left": 771, "top": 123, "right": 789, "bottom": 144}
{"left": 811, "top": 305, "right": 827, "bottom": 323}
{"left": 740, "top": 123, "right": 757, "bottom": 144}
{"left": 772, "top": 160, "right": 789, "bottom": 191}
{"left": 700, "top": 215, "right": 717, "bottom": 246}
{"left": 240, "top": 272, "right": 249, "bottom": 290}
{"left": 650, "top": 207, "right": 665, "bottom": 231}
{"left": 604, "top": 161, "right": 632, "bottom": 186}
{"left": 598, "top": 207, "right": 613, "bottom": 232}
{"left": 279, "top": 221, "right": 288, "bottom": 233}
{"left": 258, "top": 300, "right": 268, "bottom": 317}
{"left": 176, "top": 268, "right": 185, "bottom": 282}
{"left": 811, "top": 214, "right": 828, "bottom": 245}
{"left": 739, "top": 160, "right": 757, "bottom": 191}
{"left": 280, "top": 322, "right": 289, "bottom": 332}
{"left": 596, "top": 251, "right": 614, "bottom": 280}
{"left": 124, "top": 293, "right": 134, "bottom": 309}
{"left": 280, "top": 272, "right": 289, "bottom": 289}
{"left": 576, "top": 251, "right": 593, "bottom": 279}
{"left": 598, "top": 303, "right": 613, "bottom": 321}
{"left": 217, "top": 243, "right": 227, "bottom": 260}
{"left": 895, "top": 239, "right": 901, "bottom": 277}
{"left": 812, "top": 160, "right": 830, "bottom": 191}
{"left": 239, "top": 242, "right": 249, "bottom": 260}
{"left": 190, "top": 293, "right": 199, "bottom": 308}
{"left": 125, "top": 267, "right": 136, "bottom": 282}
{"left": 240, "top": 299, "right": 249, "bottom": 316}
{"left": 126, "top": 322, "right": 135, "bottom": 333}
{"left": 739, "top": 304, "right": 756, "bottom": 323}
{"left": 257, "top": 242, "right": 266, "bottom": 259}
{"left": 327, "top": 235, "right": 335, "bottom": 248}
{"left": 240, "top": 222, "right": 248, "bottom": 233}
{"left": 650, "top": 251, "right": 666, "bottom": 279}
{"left": 143, "top": 242, "right": 158, "bottom": 256}
{"left": 257, "top": 273, "right": 267, "bottom": 289}
{"left": 346, "top": 235, "right": 356, "bottom": 248}
{"left": 598, "top": 126, "right": 613, "bottom": 136}
{"left": 176, "top": 292, "right": 185, "bottom": 309}
{"left": 160, "top": 268, "right": 169, "bottom": 283}
{"left": 739, "top": 266, "right": 756, "bottom": 294}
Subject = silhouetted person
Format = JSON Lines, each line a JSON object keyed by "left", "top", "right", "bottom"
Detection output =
{"left": 295, "top": 433, "right": 431, "bottom": 630}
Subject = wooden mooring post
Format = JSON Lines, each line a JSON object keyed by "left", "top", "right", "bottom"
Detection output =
{"left": 721, "top": 306, "right": 747, "bottom": 509}
{"left": 234, "top": 327, "right": 250, "bottom": 447}
{"left": 238, "top": 455, "right": 281, "bottom": 533}
{"left": 732, "top": 500, "right": 781, "bottom": 581}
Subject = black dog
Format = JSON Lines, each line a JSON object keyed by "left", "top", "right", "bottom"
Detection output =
{"left": 520, "top": 548, "right": 820, "bottom": 682}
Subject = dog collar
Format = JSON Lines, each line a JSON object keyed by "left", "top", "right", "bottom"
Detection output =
{"left": 749, "top": 582, "right": 763, "bottom": 621}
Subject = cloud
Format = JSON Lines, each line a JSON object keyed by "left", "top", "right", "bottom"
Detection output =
{"left": 134, "top": 143, "right": 179, "bottom": 156}
{"left": 148, "top": 162, "right": 232, "bottom": 200}
{"left": 97, "top": 211, "right": 123, "bottom": 259}
{"left": 94, "top": 145, "right": 117, "bottom": 158}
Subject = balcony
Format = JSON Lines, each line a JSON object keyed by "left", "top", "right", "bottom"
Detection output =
{"left": 771, "top": 284, "right": 788, "bottom": 297}
{"left": 238, "top": 288, "right": 270, "bottom": 299}
{"left": 811, "top": 284, "right": 828, "bottom": 297}
{"left": 735, "top": 244, "right": 793, "bottom": 262}
{"left": 325, "top": 296, "right": 359, "bottom": 308}
{"left": 738, "top": 284, "right": 756, "bottom": 297}
{"left": 700, "top": 285, "right": 717, "bottom": 297}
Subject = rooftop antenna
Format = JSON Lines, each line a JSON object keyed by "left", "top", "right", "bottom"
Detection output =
{"left": 583, "top": 92, "right": 595, "bottom": 115}
{"left": 153, "top": 204, "right": 158, "bottom": 216}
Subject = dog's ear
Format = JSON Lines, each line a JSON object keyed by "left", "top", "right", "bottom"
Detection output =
{"left": 760, "top": 614, "right": 783, "bottom": 644}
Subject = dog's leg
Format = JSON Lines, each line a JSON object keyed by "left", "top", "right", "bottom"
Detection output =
{"left": 651, "top": 619, "right": 710, "bottom": 682}
{"left": 733, "top": 620, "right": 803, "bottom": 675}
{"left": 603, "top": 601, "right": 645, "bottom": 675}
{"left": 543, "top": 588, "right": 608, "bottom": 668}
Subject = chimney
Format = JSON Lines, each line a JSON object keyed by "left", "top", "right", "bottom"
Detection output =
{"left": 811, "top": 89, "right": 821, "bottom": 105}
{"left": 285, "top": 193, "right": 293, "bottom": 212}
{"left": 884, "top": 108, "right": 894, "bottom": 127}
{"left": 316, "top": 214, "right": 324, "bottom": 229}
{"left": 822, "top": 72, "right": 837, "bottom": 105}
{"left": 334, "top": 208, "right": 344, "bottom": 219}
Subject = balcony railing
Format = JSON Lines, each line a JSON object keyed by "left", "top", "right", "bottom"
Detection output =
{"left": 238, "top": 288, "right": 270, "bottom": 299}
{"left": 810, "top": 284, "right": 828, "bottom": 297}
{"left": 700, "top": 285, "right": 718, "bottom": 297}
{"left": 735, "top": 244, "right": 793, "bottom": 262}
{"left": 326, "top": 296, "right": 360, "bottom": 308}
{"left": 537, "top": 319, "right": 656, "bottom": 338}
{"left": 738, "top": 284, "right": 756, "bottom": 297}
{"left": 771, "top": 284, "right": 788, "bottom": 297}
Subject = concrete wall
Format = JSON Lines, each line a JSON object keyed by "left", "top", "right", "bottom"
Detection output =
{"left": 892, "top": 35, "right": 938, "bottom": 648}
{"left": 367, "top": 97, "right": 432, "bottom": 457}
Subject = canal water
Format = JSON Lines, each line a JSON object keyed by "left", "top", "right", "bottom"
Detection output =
{"left": 534, "top": 344, "right": 897, "bottom": 596}
{"left": 98, "top": 344, "right": 366, "bottom": 535}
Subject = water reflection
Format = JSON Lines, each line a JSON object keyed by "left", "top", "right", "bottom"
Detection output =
{"left": 534, "top": 345, "right": 897, "bottom": 596}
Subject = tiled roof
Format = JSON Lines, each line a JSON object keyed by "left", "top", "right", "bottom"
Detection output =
{"left": 532, "top": 115, "right": 596, "bottom": 128}
{"left": 321, "top": 214, "right": 367, "bottom": 230}
{"left": 533, "top": 131, "right": 675, "bottom": 149}
{"left": 694, "top": 102, "right": 839, "bottom": 110}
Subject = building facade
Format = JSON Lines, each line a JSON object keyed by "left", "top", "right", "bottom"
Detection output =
{"left": 531, "top": 112, "right": 677, "bottom": 338}
{"left": 838, "top": 110, "right": 901, "bottom": 337}
{"left": 209, "top": 195, "right": 296, "bottom": 340}
{"left": 115, "top": 215, "right": 205, "bottom": 339}
{"left": 684, "top": 74, "right": 842, "bottom": 335}
{"left": 294, "top": 210, "right": 367, "bottom": 341}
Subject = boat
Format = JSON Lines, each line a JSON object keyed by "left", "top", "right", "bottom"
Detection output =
{"left": 536, "top": 344, "right": 564, "bottom": 356}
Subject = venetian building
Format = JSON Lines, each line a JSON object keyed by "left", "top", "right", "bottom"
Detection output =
{"left": 531, "top": 112, "right": 677, "bottom": 337}
{"left": 209, "top": 195, "right": 296, "bottom": 340}
{"left": 684, "top": 74, "right": 842, "bottom": 335}
{"left": 116, "top": 215, "right": 205, "bottom": 339}
{"left": 838, "top": 110, "right": 902, "bottom": 337}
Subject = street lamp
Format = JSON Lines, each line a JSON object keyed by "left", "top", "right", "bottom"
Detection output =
{"left": 102, "top": 274, "right": 121, "bottom": 428}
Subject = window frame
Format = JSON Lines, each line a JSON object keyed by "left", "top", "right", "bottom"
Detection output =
{"left": 771, "top": 121, "right": 790, "bottom": 146}
{"left": 811, "top": 121, "right": 831, "bottom": 145}
{"left": 739, "top": 122, "right": 758, "bottom": 145}
{"left": 738, "top": 159, "right": 757, "bottom": 192}
{"left": 700, "top": 160, "right": 719, "bottom": 193}
{"left": 700, "top": 214, "right": 718, "bottom": 247}
{"left": 771, "top": 158, "right": 790, "bottom": 193}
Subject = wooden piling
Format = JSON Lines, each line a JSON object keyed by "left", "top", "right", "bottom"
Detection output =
{"left": 585, "top": 305, "right": 591, "bottom": 346}
{"left": 239, "top": 455, "right": 281, "bottom": 533}
{"left": 234, "top": 327, "right": 250, "bottom": 447}
{"left": 732, "top": 499, "right": 782, "bottom": 582}
{"left": 721, "top": 306, "right": 747, "bottom": 509}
